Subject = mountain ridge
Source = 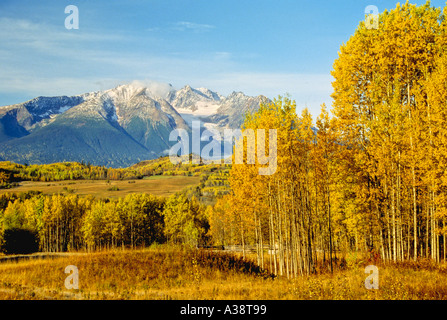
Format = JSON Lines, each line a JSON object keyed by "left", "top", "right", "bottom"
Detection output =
{"left": 0, "top": 82, "right": 268, "bottom": 167}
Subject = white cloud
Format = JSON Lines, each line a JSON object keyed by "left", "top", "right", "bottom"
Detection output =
{"left": 129, "top": 80, "right": 174, "bottom": 98}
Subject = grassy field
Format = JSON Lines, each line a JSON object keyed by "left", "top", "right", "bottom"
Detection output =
{"left": 0, "top": 176, "right": 201, "bottom": 198}
{"left": 0, "top": 246, "right": 446, "bottom": 300}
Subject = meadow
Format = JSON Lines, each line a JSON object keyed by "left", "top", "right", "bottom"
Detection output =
{"left": 0, "top": 246, "right": 446, "bottom": 300}
{"left": 0, "top": 175, "right": 201, "bottom": 199}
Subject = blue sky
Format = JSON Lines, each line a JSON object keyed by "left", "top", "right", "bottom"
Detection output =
{"left": 1, "top": 0, "right": 446, "bottom": 116}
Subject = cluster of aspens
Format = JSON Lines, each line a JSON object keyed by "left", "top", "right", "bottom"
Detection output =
{"left": 207, "top": 2, "right": 447, "bottom": 278}
{"left": 0, "top": 192, "right": 208, "bottom": 253}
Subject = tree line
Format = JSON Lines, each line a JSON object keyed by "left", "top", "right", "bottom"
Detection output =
{"left": 0, "top": 191, "right": 208, "bottom": 253}
{"left": 0, "top": 157, "right": 229, "bottom": 187}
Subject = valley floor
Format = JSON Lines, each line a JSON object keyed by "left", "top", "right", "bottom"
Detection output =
{"left": 0, "top": 246, "right": 446, "bottom": 300}
{"left": 0, "top": 176, "right": 200, "bottom": 198}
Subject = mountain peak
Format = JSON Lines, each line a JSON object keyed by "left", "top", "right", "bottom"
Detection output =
{"left": 228, "top": 91, "right": 245, "bottom": 97}
{"left": 106, "top": 81, "right": 175, "bottom": 101}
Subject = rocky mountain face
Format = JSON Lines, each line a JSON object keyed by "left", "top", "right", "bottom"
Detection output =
{"left": 205, "top": 91, "right": 269, "bottom": 129}
{"left": 0, "top": 83, "right": 268, "bottom": 167}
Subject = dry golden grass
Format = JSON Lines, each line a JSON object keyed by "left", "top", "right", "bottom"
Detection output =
{"left": 0, "top": 176, "right": 200, "bottom": 198}
{"left": 0, "top": 246, "right": 446, "bottom": 300}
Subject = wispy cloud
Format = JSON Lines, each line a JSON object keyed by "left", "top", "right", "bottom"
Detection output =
{"left": 0, "top": 18, "right": 233, "bottom": 99}
{"left": 0, "top": 17, "right": 123, "bottom": 44}
{"left": 146, "top": 21, "right": 216, "bottom": 33}
{"left": 171, "top": 21, "right": 215, "bottom": 33}
{"left": 0, "top": 17, "right": 127, "bottom": 62}
{"left": 0, "top": 17, "right": 331, "bottom": 115}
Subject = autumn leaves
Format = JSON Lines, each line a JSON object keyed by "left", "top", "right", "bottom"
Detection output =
{"left": 208, "top": 1, "right": 447, "bottom": 277}
{"left": 332, "top": 1, "right": 447, "bottom": 262}
{"left": 208, "top": 97, "right": 333, "bottom": 277}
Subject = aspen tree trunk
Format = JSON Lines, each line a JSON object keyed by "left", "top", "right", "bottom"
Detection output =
{"left": 407, "top": 220, "right": 411, "bottom": 259}
{"left": 296, "top": 217, "right": 303, "bottom": 276}
{"left": 270, "top": 212, "right": 277, "bottom": 275}
{"left": 397, "top": 157, "right": 402, "bottom": 261}
{"left": 443, "top": 220, "right": 446, "bottom": 262}
{"left": 327, "top": 183, "right": 333, "bottom": 272}
{"left": 412, "top": 171, "right": 417, "bottom": 261}
{"left": 56, "top": 216, "right": 59, "bottom": 252}
{"left": 376, "top": 202, "right": 385, "bottom": 261}
{"left": 426, "top": 203, "right": 430, "bottom": 258}
{"left": 299, "top": 185, "right": 308, "bottom": 275}
{"left": 278, "top": 212, "right": 283, "bottom": 276}
{"left": 276, "top": 180, "right": 283, "bottom": 275}
{"left": 254, "top": 211, "right": 260, "bottom": 266}
{"left": 407, "top": 83, "right": 418, "bottom": 262}
{"left": 392, "top": 174, "right": 397, "bottom": 262}
{"left": 290, "top": 182, "right": 299, "bottom": 277}
{"left": 268, "top": 221, "right": 273, "bottom": 273}
{"left": 431, "top": 192, "right": 435, "bottom": 260}
{"left": 306, "top": 180, "right": 313, "bottom": 274}
{"left": 241, "top": 221, "right": 246, "bottom": 260}
{"left": 427, "top": 99, "right": 435, "bottom": 262}
{"left": 292, "top": 211, "right": 299, "bottom": 277}
{"left": 385, "top": 176, "right": 392, "bottom": 261}
{"left": 268, "top": 183, "right": 277, "bottom": 275}
{"left": 398, "top": 215, "right": 402, "bottom": 261}
{"left": 259, "top": 216, "right": 264, "bottom": 269}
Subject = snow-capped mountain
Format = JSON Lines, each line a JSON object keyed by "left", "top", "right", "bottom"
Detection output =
{"left": 168, "top": 85, "right": 223, "bottom": 114}
{"left": 0, "top": 95, "right": 88, "bottom": 140}
{"left": 206, "top": 91, "right": 270, "bottom": 129}
{"left": 0, "top": 82, "right": 268, "bottom": 167}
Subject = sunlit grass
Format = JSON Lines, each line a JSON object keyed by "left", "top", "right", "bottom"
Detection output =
{"left": 0, "top": 246, "right": 446, "bottom": 300}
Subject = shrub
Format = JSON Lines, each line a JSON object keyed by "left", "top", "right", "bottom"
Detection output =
{"left": 1, "top": 228, "right": 39, "bottom": 254}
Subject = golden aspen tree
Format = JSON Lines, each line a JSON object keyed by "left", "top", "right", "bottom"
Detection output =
{"left": 332, "top": 1, "right": 443, "bottom": 261}
{"left": 314, "top": 104, "right": 338, "bottom": 271}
